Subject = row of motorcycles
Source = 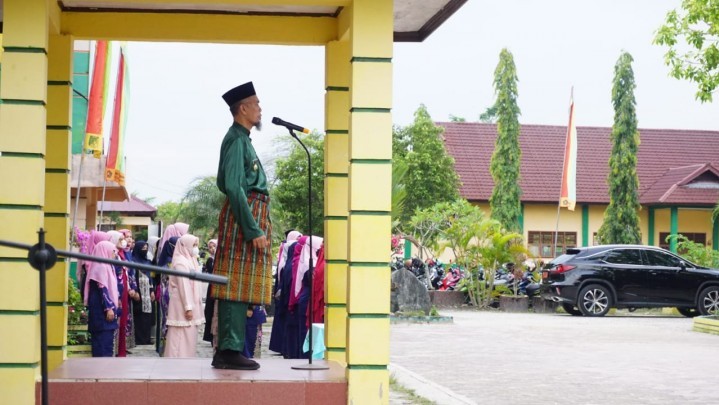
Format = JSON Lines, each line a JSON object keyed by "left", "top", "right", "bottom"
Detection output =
{"left": 391, "top": 256, "right": 541, "bottom": 297}
{"left": 390, "top": 257, "right": 465, "bottom": 291}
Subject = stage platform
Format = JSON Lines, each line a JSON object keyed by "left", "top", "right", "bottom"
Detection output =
{"left": 36, "top": 358, "right": 347, "bottom": 405}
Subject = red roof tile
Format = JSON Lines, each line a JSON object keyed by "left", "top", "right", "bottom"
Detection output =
{"left": 439, "top": 122, "right": 719, "bottom": 206}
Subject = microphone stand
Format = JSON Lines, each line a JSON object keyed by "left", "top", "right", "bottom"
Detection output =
{"left": 0, "top": 231, "right": 228, "bottom": 405}
{"left": 287, "top": 128, "right": 328, "bottom": 370}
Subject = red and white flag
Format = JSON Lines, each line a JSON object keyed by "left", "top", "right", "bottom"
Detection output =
{"left": 559, "top": 94, "right": 577, "bottom": 211}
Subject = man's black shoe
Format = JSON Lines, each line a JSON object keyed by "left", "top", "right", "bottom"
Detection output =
{"left": 212, "top": 350, "right": 260, "bottom": 370}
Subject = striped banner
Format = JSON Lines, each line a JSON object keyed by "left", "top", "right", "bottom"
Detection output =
{"left": 559, "top": 95, "right": 577, "bottom": 211}
{"left": 105, "top": 44, "right": 128, "bottom": 186}
{"left": 84, "top": 41, "right": 112, "bottom": 158}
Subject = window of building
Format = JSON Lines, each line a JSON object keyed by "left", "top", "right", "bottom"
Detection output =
{"left": 658, "top": 232, "right": 706, "bottom": 251}
{"left": 528, "top": 231, "right": 577, "bottom": 258}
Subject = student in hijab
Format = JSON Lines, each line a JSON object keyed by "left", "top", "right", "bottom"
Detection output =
{"left": 268, "top": 230, "right": 302, "bottom": 354}
{"left": 243, "top": 305, "right": 267, "bottom": 359}
{"left": 85, "top": 241, "right": 119, "bottom": 357}
{"left": 107, "top": 230, "right": 138, "bottom": 356}
{"left": 119, "top": 229, "right": 134, "bottom": 261}
{"left": 164, "top": 234, "right": 205, "bottom": 357}
{"left": 279, "top": 236, "right": 307, "bottom": 358}
{"left": 158, "top": 222, "right": 190, "bottom": 260}
{"left": 308, "top": 242, "right": 326, "bottom": 326}
{"left": 131, "top": 241, "right": 155, "bottom": 345}
{"left": 79, "top": 230, "right": 111, "bottom": 300}
{"left": 202, "top": 238, "right": 218, "bottom": 343}
{"left": 284, "top": 236, "right": 323, "bottom": 359}
{"left": 156, "top": 235, "right": 180, "bottom": 355}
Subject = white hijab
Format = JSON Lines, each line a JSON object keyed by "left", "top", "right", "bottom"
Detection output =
{"left": 277, "top": 231, "right": 302, "bottom": 282}
{"left": 293, "top": 235, "right": 323, "bottom": 298}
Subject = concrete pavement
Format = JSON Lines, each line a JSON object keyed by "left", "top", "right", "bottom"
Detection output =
{"left": 390, "top": 310, "right": 719, "bottom": 405}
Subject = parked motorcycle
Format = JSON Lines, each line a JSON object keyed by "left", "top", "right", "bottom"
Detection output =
{"left": 439, "top": 266, "right": 463, "bottom": 291}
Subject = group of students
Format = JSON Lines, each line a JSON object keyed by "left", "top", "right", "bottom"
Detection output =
{"left": 80, "top": 222, "right": 267, "bottom": 359}
{"left": 268, "top": 231, "right": 326, "bottom": 359}
{"left": 80, "top": 223, "right": 205, "bottom": 357}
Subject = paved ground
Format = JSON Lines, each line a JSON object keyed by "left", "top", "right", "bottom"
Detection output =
{"left": 390, "top": 309, "right": 719, "bottom": 405}
{"left": 128, "top": 308, "right": 718, "bottom": 404}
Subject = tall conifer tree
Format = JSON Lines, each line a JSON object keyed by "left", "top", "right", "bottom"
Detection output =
{"left": 597, "top": 51, "right": 642, "bottom": 244}
{"left": 489, "top": 49, "right": 522, "bottom": 232}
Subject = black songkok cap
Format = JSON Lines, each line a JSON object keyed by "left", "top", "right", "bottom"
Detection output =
{"left": 222, "top": 82, "right": 256, "bottom": 106}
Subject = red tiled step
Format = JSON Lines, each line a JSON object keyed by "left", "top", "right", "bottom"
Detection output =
{"left": 36, "top": 358, "right": 347, "bottom": 405}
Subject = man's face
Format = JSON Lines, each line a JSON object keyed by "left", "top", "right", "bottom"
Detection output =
{"left": 241, "top": 96, "right": 262, "bottom": 129}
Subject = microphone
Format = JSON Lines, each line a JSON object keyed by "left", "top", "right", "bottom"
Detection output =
{"left": 272, "top": 117, "right": 310, "bottom": 134}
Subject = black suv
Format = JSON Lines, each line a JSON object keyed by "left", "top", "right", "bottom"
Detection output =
{"left": 540, "top": 245, "right": 719, "bottom": 317}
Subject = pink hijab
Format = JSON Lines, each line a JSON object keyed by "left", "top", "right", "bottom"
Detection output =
{"left": 171, "top": 234, "right": 200, "bottom": 272}
{"left": 288, "top": 236, "right": 323, "bottom": 309}
{"left": 158, "top": 222, "right": 189, "bottom": 258}
{"left": 80, "top": 231, "right": 110, "bottom": 274}
{"left": 84, "top": 241, "right": 119, "bottom": 306}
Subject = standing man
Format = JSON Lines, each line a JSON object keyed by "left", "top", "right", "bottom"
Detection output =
{"left": 211, "top": 82, "right": 272, "bottom": 370}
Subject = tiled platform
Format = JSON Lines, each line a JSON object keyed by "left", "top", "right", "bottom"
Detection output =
{"left": 36, "top": 358, "right": 347, "bottom": 405}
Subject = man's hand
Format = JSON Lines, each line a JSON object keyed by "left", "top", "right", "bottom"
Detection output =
{"left": 185, "top": 310, "right": 193, "bottom": 321}
{"left": 252, "top": 235, "right": 268, "bottom": 250}
{"left": 105, "top": 309, "right": 115, "bottom": 322}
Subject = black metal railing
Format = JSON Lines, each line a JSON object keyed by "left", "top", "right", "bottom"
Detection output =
{"left": 0, "top": 229, "right": 228, "bottom": 405}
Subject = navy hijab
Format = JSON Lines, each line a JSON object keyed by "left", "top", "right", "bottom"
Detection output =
{"left": 158, "top": 236, "right": 179, "bottom": 267}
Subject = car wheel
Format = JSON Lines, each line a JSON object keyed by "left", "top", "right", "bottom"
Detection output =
{"left": 578, "top": 284, "right": 612, "bottom": 317}
{"left": 562, "top": 303, "right": 583, "bottom": 316}
{"left": 698, "top": 286, "right": 719, "bottom": 316}
{"left": 676, "top": 307, "right": 699, "bottom": 318}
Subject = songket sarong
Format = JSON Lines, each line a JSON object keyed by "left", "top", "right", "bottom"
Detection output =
{"left": 211, "top": 193, "right": 272, "bottom": 305}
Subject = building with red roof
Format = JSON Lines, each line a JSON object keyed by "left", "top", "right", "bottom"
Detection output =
{"left": 440, "top": 122, "right": 719, "bottom": 259}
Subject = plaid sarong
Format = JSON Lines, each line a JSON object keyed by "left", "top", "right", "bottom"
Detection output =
{"left": 211, "top": 193, "right": 273, "bottom": 304}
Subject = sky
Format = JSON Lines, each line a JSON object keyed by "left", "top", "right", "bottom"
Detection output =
{"left": 119, "top": 0, "right": 717, "bottom": 204}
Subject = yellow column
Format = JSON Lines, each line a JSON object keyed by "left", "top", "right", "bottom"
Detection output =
{"left": 0, "top": 0, "right": 50, "bottom": 403}
{"left": 324, "top": 39, "right": 350, "bottom": 364}
{"left": 45, "top": 33, "right": 73, "bottom": 370}
{"left": 345, "top": 1, "right": 393, "bottom": 403}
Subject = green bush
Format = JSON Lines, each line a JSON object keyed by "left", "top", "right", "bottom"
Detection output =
{"left": 67, "top": 277, "right": 87, "bottom": 326}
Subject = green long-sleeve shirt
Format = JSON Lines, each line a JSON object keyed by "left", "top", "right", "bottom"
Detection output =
{"left": 216, "top": 122, "right": 268, "bottom": 241}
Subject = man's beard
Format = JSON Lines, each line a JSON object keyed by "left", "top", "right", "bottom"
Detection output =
{"left": 254, "top": 120, "right": 262, "bottom": 131}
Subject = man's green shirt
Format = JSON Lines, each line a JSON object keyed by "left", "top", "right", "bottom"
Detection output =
{"left": 216, "top": 122, "right": 268, "bottom": 241}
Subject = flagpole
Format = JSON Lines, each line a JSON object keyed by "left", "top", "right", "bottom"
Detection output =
{"left": 70, "top": 42, "right": 94, "bottom": 246}
{"left": 553, "top": 86, "right": 574, "bottom": 256}
{"left": 98, "top": 156, "right": 109, "bottom": 230}
{"left": 71, "top": 152, "right": 87, "bottom": 241}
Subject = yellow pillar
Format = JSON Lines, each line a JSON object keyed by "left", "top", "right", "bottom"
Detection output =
{"left": 324, "top": 39, "right": 351, "bottom": 364}
{"left": 345, "top": 1, "right": 393, "bottom": 403}
{"left": 45, "top": 33, "right": 73, "bottom": 370}
{"left": 0, "top": 0, "right": 50, "bottom": 403}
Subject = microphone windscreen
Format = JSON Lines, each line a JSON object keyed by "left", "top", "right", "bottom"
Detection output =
{"left": 272, "top": 117, "right": 282, "bottom": 125}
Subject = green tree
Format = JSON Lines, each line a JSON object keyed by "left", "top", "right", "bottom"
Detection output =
{"left": 654, "top": 0, "right": 719, "bottom": 102}
{"left": 272, "top": 131, "right": 325, "bottom": 237}
{"left": 488, "top": 48, "right": 522, "bottom": 232}
{"left": 391, "top": 159, "right": 409, "bottom": 232}
{"left": 178, "top": 176, "right": 225, "bottom": 242}
{"left": 155, "top": 201, "right": 182, "bottom": 228}
{"left": 394, "top": 105, "right": 460, "bottom": 224}
{"left": 597, "top": 51, "right": 642, "bottom": 245}
{"left": 449, "top": 115, "right": 466, "bottom": 123}
{"left": 412, "top": 199, "right": 526, "bottom": 307}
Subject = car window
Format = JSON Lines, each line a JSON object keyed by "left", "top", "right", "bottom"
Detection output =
{"left": 603, "top": 249, "right": 642, "bottom": 265}
{"left": 546, "top": 253, "right": 576, "bottom": 268}
{"left": 644, "top": 250, "right": 682, "bottom": 267}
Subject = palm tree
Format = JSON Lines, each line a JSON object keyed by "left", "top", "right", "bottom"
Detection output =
{"left": 178, "top": 176, "right": 225, "bottom": 243}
